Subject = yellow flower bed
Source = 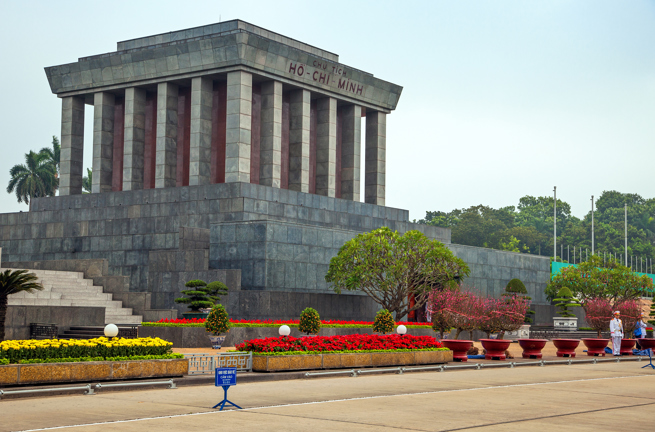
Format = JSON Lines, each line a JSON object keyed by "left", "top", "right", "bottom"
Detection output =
{"left": 0, "top": 337, "right": 173, "bottom": 364}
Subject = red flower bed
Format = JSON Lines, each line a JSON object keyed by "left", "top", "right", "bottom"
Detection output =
{"left": 236, "top": 334, "right": 442, "bottom": 353}
{"left": 154, "top": 318, "right": 432, "bottom": 326}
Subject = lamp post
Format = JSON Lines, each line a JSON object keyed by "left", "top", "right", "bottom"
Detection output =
{"left": 591, "top": 195, "right": 595, "bottom": 256}
{"left": 625, "top": 203, "right": 628, "bottom": 266}
{"left": 554, "top": 187, "right": 557, "bottom": 262}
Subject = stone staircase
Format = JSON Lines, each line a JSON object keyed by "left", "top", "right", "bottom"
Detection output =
{"left": 5, "top": 268, "right": 142, "bottom": 324}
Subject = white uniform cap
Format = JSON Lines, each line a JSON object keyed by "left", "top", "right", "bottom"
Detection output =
{"left": 614, "top": 311, "right": 621, "bottom": 315}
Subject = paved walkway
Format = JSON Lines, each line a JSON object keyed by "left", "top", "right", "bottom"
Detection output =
{"left": 3, "top": 360, "right": 655, "bottom": 431}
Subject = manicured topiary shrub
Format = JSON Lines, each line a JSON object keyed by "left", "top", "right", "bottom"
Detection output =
{"left": 373, "top": 309, "right": 395, "bottom": 334}
{"left": 503, "top": 278, "right": 534, "bottom": 323}
{"left": 554, "top": 287, "right": 581, "bottom": 318}
{"left": 205, "top": 304, "right": 230, "bottom": 335}
{"left": 298, "top": 307, "right": 321, "bottom": 335}
{"left": 505, "top": 279, "right": 527, "bottom": 294}
{"left": 175, "top": 279, "right": 229, "bottom": 312}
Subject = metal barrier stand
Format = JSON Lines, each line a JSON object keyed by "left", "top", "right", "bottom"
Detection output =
{"left": 184, "top": 352, "right": 253, "bottom": 375}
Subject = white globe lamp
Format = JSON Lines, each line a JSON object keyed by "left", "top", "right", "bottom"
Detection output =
{"left": 104, "top": 324, "right": 119, "bottom": 338}
{"left": 279, "top": 325, "right": 291, "bottom": 337}
{"left": 396, "top": 325, "right": 407, "bottom": 336}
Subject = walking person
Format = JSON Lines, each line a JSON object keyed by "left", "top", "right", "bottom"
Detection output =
{"left": 635, "top": 312, "right": 648, "bottom": 350}
{"left": 610, "top": 311, "right": 623, "bottom": 356}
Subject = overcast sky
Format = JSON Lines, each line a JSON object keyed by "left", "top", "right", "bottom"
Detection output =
{"left": 1, "top": 0, "right": 653, "bottom": 219}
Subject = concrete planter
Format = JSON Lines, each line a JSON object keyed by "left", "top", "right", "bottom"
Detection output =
{"left": 504, "top": 324, "right": 531, "bottom": 340}
{"left": 140, "top": 326, "right": 438, "bottom": 348}
{"left": 553, "top": 317, "right": 578, "bottom": 332}
{"left": 0, "top": 358, "right": 188, "bottom": 386}
{"left": 252, "top": 350, "right": 452, "bottom": 372}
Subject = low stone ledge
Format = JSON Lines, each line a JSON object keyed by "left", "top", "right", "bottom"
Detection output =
{"left": 252, "top": 350, "right": 452, "bottom": 372}
{"left": 0, "top": 359, "right": 188, "bottom": 386}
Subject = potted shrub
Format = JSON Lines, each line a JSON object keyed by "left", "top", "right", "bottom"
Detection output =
{"left": 205, "top": 304, "right": 230, "bottom": 349}
{"left": 616, "top": 299, "right": 641, "bottom": 355}
{"left": 428, "top": 290, "right": 473, "bottom": 362}
{"left": 581, "top": 297, "right": 611, "bottom": 356}
{"left": 480, "top": 295, "right": 529, "bottom": 360}
{"left": 373, "top": 309, "right": 395, "bottom": 334}
{"left": 299, "top": 307, "right": 321, "bottom": 336}
{"left": 552, "top": 287, "right": 581, "bottom": 332}
{"left": 175, "top": 279, "right": 228, "bottom": 319}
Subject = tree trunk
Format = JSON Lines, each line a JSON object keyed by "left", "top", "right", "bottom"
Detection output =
{"left": 498, "top": 331, "right": 505, "bottom": 340}
{"left": 455, "top": 329, "right": 462, "bottom": 340}
{"left": 597, "top": 329, "right": 602, "bottom": 338}
{"left": 0, "top": 295, "right": 7, "bottom": 342}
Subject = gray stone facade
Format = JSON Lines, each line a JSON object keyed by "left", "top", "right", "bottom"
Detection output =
{"left": 448, "top": 244, "right": 552, "bottom": 304}
{"left": 0, "top": 182, "right": 451, "bottom": 320}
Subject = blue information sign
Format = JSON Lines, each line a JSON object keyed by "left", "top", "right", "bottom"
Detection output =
{"left": 215, "top": 367, "right": 237, "bottom": 386}
{"left": 213, "top": 367, "right": 241, "bottom": 410}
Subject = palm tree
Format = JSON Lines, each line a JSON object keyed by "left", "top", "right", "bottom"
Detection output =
{"left": 82, "top": 168, "right": 92, "bottom": 193}
{"left": 6, "top": 151, "right": 58, "bottom": 208}
{"left": 39, "top": 136, "right": 61, "bottom": 179}
{"left": 0, "top": 269, "right": 43, "bottom": 341}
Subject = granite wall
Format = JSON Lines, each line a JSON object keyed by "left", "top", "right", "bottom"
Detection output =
{"left": 448, "top": 244, "right": 552, "bottom": 304}
{"left": 5, "top": 306, "right": 105, "bottom": 340}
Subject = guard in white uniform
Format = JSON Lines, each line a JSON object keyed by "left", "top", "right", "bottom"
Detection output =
{"left": 610, "top": 311, "right": 623, "bottom": 356}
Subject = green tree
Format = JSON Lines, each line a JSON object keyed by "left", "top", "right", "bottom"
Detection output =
{"left": 6, "top": 151, "right": 58, "bottom": 207}
{"left": 39, "top": 136, "right": 61, "bottom": 178}
{"left": 82, "top": 168, "right": 92, "bottom": 194}
{"left": 0, "top": 269, "right": 44, "bottom": 341}
{"left": 325, "top": 227, "right": 469, "bottom": 320}
{"left": 546, "top": 256, "right": 654, "bottom": 303}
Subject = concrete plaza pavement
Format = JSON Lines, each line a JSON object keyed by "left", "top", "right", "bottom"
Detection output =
{"left": 3, "top": 361, "right": 655, "bottom": 431}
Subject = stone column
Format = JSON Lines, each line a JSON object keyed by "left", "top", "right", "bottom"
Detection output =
{"left": 288, "top": 89, "right": 310, "bottom": 192}
{"left": 365, "top": 111, "right": 386, "bottom": 206}
{"left": 315, "top": 97, "right": 337, "bottom": 197}
{"left": 59, "top": 96, "right": 85, "bottom": 196}
{"left": 225, "top": 71, "right": 252, "bottom": 183}
{"left": 259, "top": 81, "right": 282, "bottom": 188}
{"left": 122, "top": 87, "right": 146, "bottom": 191}
{"left": 155, "top": 82, "right": 178, "bottom": 188}
{"left": 189, "top": 77, "right": 213, "bottom": 186}
{"left": 341, "top": 105, "right": 362, "bottom": 201}
{"left": 91, "top": 92, "right": 115, "bottom": 194}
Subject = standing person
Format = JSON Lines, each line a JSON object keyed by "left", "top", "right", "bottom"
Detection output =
{"left": 635, "top": 312, "right": 648, "bottom": 350}
{"left": 610, "top": 311, "right": 624, "bottom": 356}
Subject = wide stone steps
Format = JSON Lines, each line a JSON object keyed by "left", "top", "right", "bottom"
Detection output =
{"left": 4, "top": 267, "right": 142, "bottom": 325}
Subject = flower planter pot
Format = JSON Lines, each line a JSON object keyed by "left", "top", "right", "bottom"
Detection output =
{"left": 182, "top": 312, "right": 209, "bottom": 319}
{"left": 480, "top": 339, "right": 512, "bottom": 360}
{"left": 441, "top": 340, "right": 473, "bottom": 362}
{"left": 208, "top": 335, "right": 226, "bottom": 349}
{"left": 552, "top": 339, "right": 580, "bottom": 357}
{"left": 581, "top": 338, "right": 609, "bottom": 356}
{"left": 0, "top": 359, "right": 188, "bottom": 386}
{"left": 518, "top": 339, "right": 548, "bottom": 359}
{"left": 636, "top": 338, "right": 655, "bottom": 352}
{"left": 620, "top": 339, "right": 636, "bottom": 356}
{"left": 252, "top": 350, "right": 453, "bottom": 372}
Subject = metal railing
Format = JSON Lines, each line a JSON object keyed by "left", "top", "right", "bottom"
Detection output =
{"left": 184, "top": 351, "right": 253, "bottom": 375}
{"left": 304, "top": 356, "right": 645, "bottom": 378}
{"left": 0, "top": 379, "right": 176, "bottom": 400}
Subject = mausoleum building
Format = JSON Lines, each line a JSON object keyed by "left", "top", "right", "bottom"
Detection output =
{"left": 0, "top": 21, "right": 552, "bottom": 332}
